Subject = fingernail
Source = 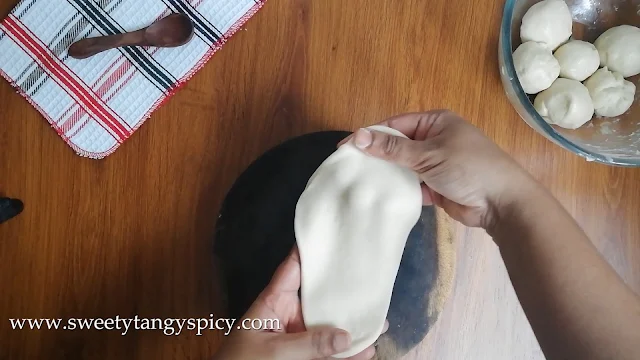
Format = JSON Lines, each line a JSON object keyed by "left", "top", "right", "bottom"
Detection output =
{"left": 333, "top": 331, "right": 351, "bottom": 352}
{"left": 354, "top": 128, "right": 372, "bottom": 149}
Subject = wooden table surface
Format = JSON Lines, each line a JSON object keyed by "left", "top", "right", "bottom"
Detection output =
{"left": 1, "top": 0, "right": 639, "bottom": 359}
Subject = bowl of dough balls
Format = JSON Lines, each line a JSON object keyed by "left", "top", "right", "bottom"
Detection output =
{"left": 500, "top": 0, "right": 640, "bottom": 166}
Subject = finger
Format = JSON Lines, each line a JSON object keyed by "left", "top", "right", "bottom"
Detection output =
{"left": 273, "top": 328, "right": 351, "bottom": 359}
{"left": 337, "top": 134, "right": 353, "bottom": 147}
{"left": 352, "top": 128, "right": 436, "bottom": 172}
{"left": 325, "top": 321, "right": 387, "bottom": 360}
{"left": 288, "top": 244, "right": 300, "bottom": 262}
{"left": 265, "top": 245, "right": 302, "bottom": 294}
{"left": 381, "top": 320, "right": 389, "bottom": 334}
{"left": 338, "top": 110, "right": 455, "bottom": 148}
{"left": 377, "top": 110, "right": 458, "bottom": 140}
{"left": 438, "top": 196, "right": 479, "bottom": 224}
{"left": 420, "top": 184, "right": 435, "bottom": 206}
{"left": 343, "top": 345, "right": 375, "bottom": 360}
{"left": 246, "top": 246, "right": 302, "bottom": 319}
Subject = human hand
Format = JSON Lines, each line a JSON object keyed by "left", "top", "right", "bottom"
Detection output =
{"left": 213, "top": 247, "right": 388, "bottom": 360}
{"left": 341, "top": 110, "right": 538, "bottom": 229}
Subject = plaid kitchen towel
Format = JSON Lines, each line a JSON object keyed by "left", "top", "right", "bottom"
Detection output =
{"left": 0, "top": 0, "right": 265, "bottom": 159}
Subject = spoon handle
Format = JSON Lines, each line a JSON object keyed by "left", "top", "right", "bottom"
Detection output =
{"left": 68, "top": 30, "right": 147, "bottom": 59}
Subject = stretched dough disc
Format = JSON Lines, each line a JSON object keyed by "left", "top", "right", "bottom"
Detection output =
{"left": 214, "top": 130, "right": 457, "bottom": 360}
{"left": 295, "top": 126, "right": 423, "bottom": 358}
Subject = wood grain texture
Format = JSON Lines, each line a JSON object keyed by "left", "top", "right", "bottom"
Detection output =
{"left": 0, "top": 0, "right": 639, "bottom": 359}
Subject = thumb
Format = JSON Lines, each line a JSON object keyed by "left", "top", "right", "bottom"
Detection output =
{"left": 270, "top": 327, "right": 351, "bottom": 359}
{"left": 352, "top": 128, "right": 433, "bottom": 171}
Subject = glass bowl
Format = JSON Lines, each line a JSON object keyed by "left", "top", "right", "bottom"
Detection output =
{"left": 499, "top": 0, "right": 640, "bottom": 166}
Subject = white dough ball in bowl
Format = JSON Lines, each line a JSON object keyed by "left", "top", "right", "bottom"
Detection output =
{"left": 584, "top": 67, "right": 636, "bottom": 117}
{"left": 513, "top": 41, "right": 560, "bottom": 94}
{"left": 520, "top": 0, "right": 572, "bottom": 50}
{"left": 595, "top": 25, "right": 640, "bottom": 77}
{"left": 553, "top": 40, "right": 600, "bottom": 81}
{"left": 534, "top": 78, "right": 594, "bottom": 129}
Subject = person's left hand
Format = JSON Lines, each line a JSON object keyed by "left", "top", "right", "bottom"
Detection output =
{"left": 213, "top": 247, "right": 388, "bottom": 360}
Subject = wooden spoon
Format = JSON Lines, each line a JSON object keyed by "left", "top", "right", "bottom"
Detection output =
{"left": 68, "top": 14, "right": 194, "bottom": 59}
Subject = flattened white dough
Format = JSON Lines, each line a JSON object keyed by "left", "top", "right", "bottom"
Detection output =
{"left": 295, "top": 126, "right": 422, "bottom": 358}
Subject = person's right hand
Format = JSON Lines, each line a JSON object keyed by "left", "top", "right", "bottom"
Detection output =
{"left": 342, "top": 110, "right": 538, "bottom": 229}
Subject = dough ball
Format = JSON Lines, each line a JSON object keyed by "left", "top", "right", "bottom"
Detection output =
{"left": 520, "top": 0, "right": 573, "bottom": 50}
{"left": 534, "top": 78, "right": 594, "bottom": 129}
{"left": 595, "top": 25, "right": 640, "bottom": 77}
{"left": 513, "top": 41, "right": 560, "bottom": 94}
{"left": 584, "top": 67, "right": 636, "bottom": 117}
{"left": 553, "top": 40, "right": 600, "bottom": 81}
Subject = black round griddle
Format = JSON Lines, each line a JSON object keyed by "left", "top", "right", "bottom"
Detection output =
{"left": 214, "top": 131, "right": 443, "bottom": 359}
